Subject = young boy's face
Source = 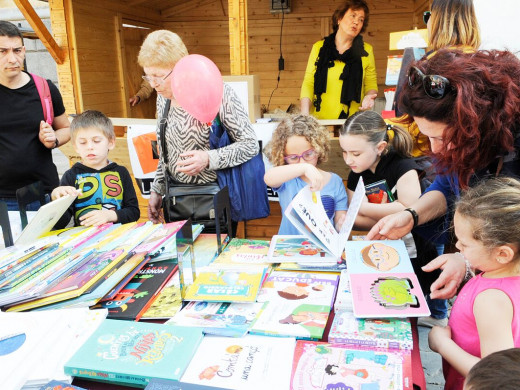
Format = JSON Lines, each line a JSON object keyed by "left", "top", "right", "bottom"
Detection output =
{"left": 73, "top": 127, "right": 115, "bottom": 170}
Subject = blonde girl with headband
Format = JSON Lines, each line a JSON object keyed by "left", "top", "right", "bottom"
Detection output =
{"left": 264, "top": 114, "right": 348, "bottom": 235}
{"left": 428, "top": 177, "right": 520, "bottom": 390}
{"left": 339, "top": 110, "right": 421, "bottom": 229}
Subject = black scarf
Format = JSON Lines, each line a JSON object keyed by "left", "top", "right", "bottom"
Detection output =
{"left": 313, "top": 32, "right": 368, "bottom": 117}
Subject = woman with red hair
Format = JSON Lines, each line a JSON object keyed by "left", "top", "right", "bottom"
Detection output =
{"left": 367, "top": 48, "right": 520, "bottom": 300}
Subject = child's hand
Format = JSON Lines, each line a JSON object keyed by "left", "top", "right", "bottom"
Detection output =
{"left": 304, "top": 164, "right": 324, "bottom": 191}
{"left": 39, "top": 121, "right": 57, "bottom": 149}
{"left": 428, "top": 324, "right": 451, "bottom": 353}
{"left": 79, "top": 209, "right": 117, "bottom": 226}
{"left": 51, "top": 186, "right": 81, "bottom": 200}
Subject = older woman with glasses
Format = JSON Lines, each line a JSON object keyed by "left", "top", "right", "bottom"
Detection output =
{"left": 137, "top": 30, "right": 258, "bottom": 225}
{"left": 367, "top": 48, "right": 520, "bottom": 301}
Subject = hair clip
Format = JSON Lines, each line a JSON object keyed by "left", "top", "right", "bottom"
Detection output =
{"left": 386, "top": 124, "right": 393, "bottom": 131}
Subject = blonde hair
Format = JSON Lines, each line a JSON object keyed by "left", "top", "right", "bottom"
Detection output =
{"left": 456, "top": 177, "right": 520, "bottom": 251}
{"left": 138, "top": 30, "right": 189, "bottom": 69}
{"left": 264, "top": 114, "right": 330, "bottom": 167}
{"left": 340, "top": 110, "right": 413, "bottom": 157}
{"left": 70, "top": 110, "right": 114, "bottom": 141}
{"left": 429, "top": 0, "right": 481, "bottom": 52}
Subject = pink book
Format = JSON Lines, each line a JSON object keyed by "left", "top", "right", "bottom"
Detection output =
{"left": 349, "top": 272, "right": 430, "bottom": 318}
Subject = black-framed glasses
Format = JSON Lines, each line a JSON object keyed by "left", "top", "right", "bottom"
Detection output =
{"left": 408, "top": 66, "right": 452, "bottom": 100}
{"left": 284, "top": 148, "right": 317, "bottom": 164}
{"left": 423, "top": 11, "right": 431, "bottom": 25}
{"left": 142, "top": 69, "right": 173, "bottom": 85}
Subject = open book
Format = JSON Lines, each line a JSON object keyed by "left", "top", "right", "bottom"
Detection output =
{"left": 267, "top": 178, "right": 365, "bottom": 264}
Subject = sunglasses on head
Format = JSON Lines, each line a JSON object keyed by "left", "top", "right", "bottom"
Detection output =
{"left": 423, "top": 10, "right": 431, "bottom": 24}
{"left": 408, "top": 66, "right": 452, "bottom": 100}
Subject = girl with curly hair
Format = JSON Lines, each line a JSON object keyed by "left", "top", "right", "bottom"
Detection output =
{"left": 367, "top": 49, "right": 520, "bottom": 301}
{"left": 264, "top": 115, "right": 347, "bottom": 235}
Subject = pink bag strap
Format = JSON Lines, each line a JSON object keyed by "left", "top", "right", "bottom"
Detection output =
{"left": 31, "top": 73, "right": 54, "bottom": 125}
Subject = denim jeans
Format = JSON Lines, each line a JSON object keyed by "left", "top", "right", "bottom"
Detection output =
{"left": 427, "top": 243, "right": 448, "bottom": 319}
{"left": 0, "top": 194, "right": 51, "bottom": 212}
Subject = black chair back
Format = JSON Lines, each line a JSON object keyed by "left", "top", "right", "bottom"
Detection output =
{"left": 0, "top": 201, "right": 14, "bottom": 247}
{"left": 16, "top": 181, "right": 46, "bottom": 229}
{"left": 213, "top": 186, "right": 234, "bottom": 254}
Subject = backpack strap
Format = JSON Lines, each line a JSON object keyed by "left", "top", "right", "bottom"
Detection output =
{"left": 31, "top": 73, "right": 54, "bottom": 125}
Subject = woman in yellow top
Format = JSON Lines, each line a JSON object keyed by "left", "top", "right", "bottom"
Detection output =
{"left": 300, "top": 0, "right": 377, "bottom": 120}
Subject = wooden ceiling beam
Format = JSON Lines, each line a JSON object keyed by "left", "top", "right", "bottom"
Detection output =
{"left": 13, "top": 0, "right": 66, "bottom": 64}
{"left": 228, "top": 0, "right": 248, "bottom": 75}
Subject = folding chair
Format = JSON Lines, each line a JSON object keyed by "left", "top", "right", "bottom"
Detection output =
{"left": 0, "top": 201, "right": 14, "bottom": 247}
{"left": 16, "top": 181, "right": 46, "bottom": 229}
{"left": 213, "top": 186, "right": 234, "bottom": 254}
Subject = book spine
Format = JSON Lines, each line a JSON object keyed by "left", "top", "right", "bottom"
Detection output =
{"left": 64, "top": 366, "right": 147, "bottom": 386}
{"left": 328, "top": 335, "right": 412, "bottom": 350}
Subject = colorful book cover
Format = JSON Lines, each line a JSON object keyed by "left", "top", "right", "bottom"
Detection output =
{"left": 183, "top": 265, "right": 268, "bottom": 303}
{"left": 334, "top": 269, "right": 353, "bottom": 312}
{"left": 349, "top": 272, "right": 431, "bottom": 318}
{"left": 99, "top": 260, "right": 178, "bottom": 321}
{"left": 365, "top": 179, "right": 395, "bottom": 204}
{"left": 328, "top": 310, "right": 413, "bottom": 350}
{"left": 180, "top": 335, "right": 295, "bottom": 390}
{"left": 268, "top": 235, "right": 338, "bottom": 264}
{"left": 212, "top": 238, "right": 270, "bottom": 266}
{"left": 290, "top": 340, "right": 412, "bottom": 390}
{"left": 64, "top": 320, "right": 204, "bottom": 387}
{"left": 385, "top": 55, "right": 403, "bottom": 86}
{"left": 168, "top": 301, "right": 266, "bottom": 337}
{"left": 141, "top": 275, "right": 182, "bottom": 320}
{"left": 251, "top": 271, "right": 338, "bottom": 340}
{"left": 275, "top": 261, "right": 346, "bottom": 273}
{"left": 39, "top": 380, "right": 87, "bottom": 389}
{"left": 345, "top": 240, "right": 414, "bottom": 274}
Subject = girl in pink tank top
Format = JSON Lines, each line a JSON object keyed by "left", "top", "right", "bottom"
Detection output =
{"left": 427, "top": 177, "right": 520, "bottom": 390}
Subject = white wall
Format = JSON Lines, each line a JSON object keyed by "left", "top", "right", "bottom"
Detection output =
{"left": 474, "top": 0, "right": 520, "bottom": 56}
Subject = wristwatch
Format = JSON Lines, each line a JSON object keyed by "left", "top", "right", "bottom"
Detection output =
{"left": 404, "top": 208, "right": 419, "bottom": 228}
{"left": 53, "top": 138, "right": 59, "bottom": 149}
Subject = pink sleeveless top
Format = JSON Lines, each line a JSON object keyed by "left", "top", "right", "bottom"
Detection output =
{"left": 444, "top": 273, "right": 520, "bottom": 389}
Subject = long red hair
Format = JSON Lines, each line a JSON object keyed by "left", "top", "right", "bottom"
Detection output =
{"left": 399, "top": 49, "right": 520, "bottom": 187}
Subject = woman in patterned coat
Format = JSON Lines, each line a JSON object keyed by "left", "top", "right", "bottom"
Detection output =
{"left": 137, "top": 30, "right": 259, "bottom": 223}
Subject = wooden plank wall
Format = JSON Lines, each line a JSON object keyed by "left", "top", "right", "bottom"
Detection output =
{"left": 164, "top": 0, "right": 419, "bottom": 112}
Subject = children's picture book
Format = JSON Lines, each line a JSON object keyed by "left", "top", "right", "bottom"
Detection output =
{"left": 328, "top": 310, "right": 413, "bottom": 350}
{"left": 283, "top": 179, "right": 365, "bottom": 263}
{"left": 180, "top": 335, "right": 296, "bottom": 390}
{"left": 168, "top": 301, "right": 265, "bottom": 337}
{"left": 183, "top": 265, "right": 268, "bottom": 303}
{"left": 64, "top": 319, "right": 204, "bottom": 387}
{"left": 334, "top": 269, "right": 353, "bottom": 312}
{"left": 251, "top": 271, "right": 338, "bottom": 340}
{"left": 385, "top": 55, "right": 403, "bottom": 86}
{"left": 290, "top": 340, "right": 412, "bottom": 390}
{"left": 349, "top": 272, "right": 430, "bottom": 318}
{"left": 267, "top": 235, "right": 338, "bottom": 264}
{"left": 345, "top": 240, "right": 414, "bottom": 274}
{"left": 212, "top": 238, "right": 270, "bottom": 266}
{"left": 141, "top": 274, "right": 182, "bottom": 320}
{"left": 98, "top": 260, "right": 178, "bottom": 321}
{"left": 39, "top": 380, "right": 87, "bottom": 389}
{"left": 365, "top": 179, "right": 395, "bottom": 203}
{"left": 15, "top": 194, "right": 77, "bottom": 246}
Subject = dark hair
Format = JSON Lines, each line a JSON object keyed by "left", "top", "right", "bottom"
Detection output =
{"left": 0, "top": 21, "right": 24, "bottom": 42}
{"left": 71, "top": 110, "right": 115, "bottom": 141}
{"left": 465, "top": 348, "right": 520, "bottom": 390}
{"left": 332, "top": 0, "right": 370, "bottom": 34}
{"left": 399, "top": 49, "right": 520, "bottom": 187}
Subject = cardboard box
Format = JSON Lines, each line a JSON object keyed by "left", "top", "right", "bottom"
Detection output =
{"left": 223, "top": 75, "right": 261, "bottom": 123}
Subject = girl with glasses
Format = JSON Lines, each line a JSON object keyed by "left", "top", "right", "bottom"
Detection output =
{"left": 264, "top": 115, "right": 347, "bottom": 235}
{"left": 367, "top": 49, "right": 520, "bottom": 306}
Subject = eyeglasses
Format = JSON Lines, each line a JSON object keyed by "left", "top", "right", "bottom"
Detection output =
{"left": 423, "top": 11, "right": 431, "bottom": 25}
{"left": 284, "top": 149, "right": 317, "bottom": 164}
{"left": 142, "top": 69, "right": 173, "bottom": 85}
{"left": 408, "top": 66, "right": 452, "bottom": 100}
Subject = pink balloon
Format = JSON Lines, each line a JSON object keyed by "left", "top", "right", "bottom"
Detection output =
{"left": 171, "top": 54, "right": 224, "bottom": 123}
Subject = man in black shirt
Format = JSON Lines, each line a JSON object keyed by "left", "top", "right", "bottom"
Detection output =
{"left": 0, "top": 21, "right": 70, "bottom": 210}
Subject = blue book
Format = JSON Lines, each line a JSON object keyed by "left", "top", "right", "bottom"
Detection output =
{"left": 64, "top": 319, "right": 204, "bottom": 387}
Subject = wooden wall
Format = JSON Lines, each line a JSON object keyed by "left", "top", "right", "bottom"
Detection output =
{"left": 164, "top": 0, "right": 425, "bottom": 113}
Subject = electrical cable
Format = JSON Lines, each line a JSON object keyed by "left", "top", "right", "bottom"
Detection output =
{"left": 266, "top": 5, "right": 285, "bottom": 113}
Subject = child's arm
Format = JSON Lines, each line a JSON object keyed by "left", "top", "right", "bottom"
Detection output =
{"left": 354, "top": 170, "right": 422, "bottom": 224}
{"left": 429, "top": 288, "right": 515, "bottom": 377}
{"left": 264, "top": 163, "right": 324, "bottom": 191}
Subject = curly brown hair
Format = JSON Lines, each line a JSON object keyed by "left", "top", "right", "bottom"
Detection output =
{"left": 332, "top": 0, "right": 370, "bottom": 34}
{"left": 399, "top": 49, "right": 520, "bottom": 187}
{"left": 264, "top": 114, "right": 331, "bottom": 167}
